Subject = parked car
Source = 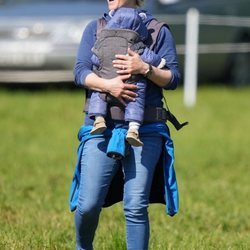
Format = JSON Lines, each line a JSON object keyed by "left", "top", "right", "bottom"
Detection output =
{"left": 0, "top": 0, "right": 106, "bottom": 83}
{"left": 153, "top": 0, "right": 250, "bottom": 86}
{"left": 0, "top": 0, "right": 249, "bottom": 85}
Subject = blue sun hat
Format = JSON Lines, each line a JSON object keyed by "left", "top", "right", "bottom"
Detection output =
{"left": 106, "top": 7, "right": 148, "bottom": 41}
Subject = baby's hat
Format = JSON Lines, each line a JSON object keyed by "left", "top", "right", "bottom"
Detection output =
{"left": 107, "top": 7, "right": 148, "bottom": 41}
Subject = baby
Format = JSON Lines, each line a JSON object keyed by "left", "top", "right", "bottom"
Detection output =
{"left": 88, "top": 7, "right": 166, "bottom": 146}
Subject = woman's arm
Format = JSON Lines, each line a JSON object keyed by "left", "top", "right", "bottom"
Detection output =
{"left": 74, "top": 21, "right": 96, "bottom": 87}
{"left": 74, "top": 20, "right": 137, "bottom": 104}
{"left": 113, "top": 26, "right": 180, "bottom": 89}
{"left": 85, "top": 73, "right": 138, "bottom": 106}
{"left": 114, "top": 48, "right": 173, "bottom": 88}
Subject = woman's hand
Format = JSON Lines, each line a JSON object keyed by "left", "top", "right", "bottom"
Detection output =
{"left": 104, "top": 74, "right": 138, "bottom": 106}
{"left": 85, "top": 72, "right": 137, "bottom": 106}
{"left": 113, "top": 48, "right": 148, "bottom": 75}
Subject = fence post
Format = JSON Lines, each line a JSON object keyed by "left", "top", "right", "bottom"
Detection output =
{"left": 184, "top": 8, "right": 200, "bottom": 107}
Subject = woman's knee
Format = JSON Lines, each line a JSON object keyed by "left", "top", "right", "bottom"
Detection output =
{"left": 77, "top": 200, "right": 102, "bottom": 219}
{"left": 123, "top": 195, "right": 149, "bottom": 222}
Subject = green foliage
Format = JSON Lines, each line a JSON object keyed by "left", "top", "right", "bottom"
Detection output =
{"left": 0, "top": 87, "right": 249, "bottom": 249}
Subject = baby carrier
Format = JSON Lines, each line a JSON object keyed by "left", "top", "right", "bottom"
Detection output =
{"left": 86, "top": 17, "right": 188, "bottom": 130}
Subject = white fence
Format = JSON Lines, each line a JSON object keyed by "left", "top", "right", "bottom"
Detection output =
{"left": 183, "top": 9, "right": 250, "bottom": 107}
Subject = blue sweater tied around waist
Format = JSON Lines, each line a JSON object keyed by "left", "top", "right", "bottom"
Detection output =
{"left": 69, "top": 123, "right": 179, "bottom": 216}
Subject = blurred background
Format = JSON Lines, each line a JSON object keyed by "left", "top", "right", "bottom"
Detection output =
{"left": 0, "top": 0, "right": 249, "bottom": 86}
{"left": 0, "top": 0, "right": 250, "bottom": 249}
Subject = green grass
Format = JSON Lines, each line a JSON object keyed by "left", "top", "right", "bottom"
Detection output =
{"left": 0, "top": 86, "right": 249, "bottom": 249}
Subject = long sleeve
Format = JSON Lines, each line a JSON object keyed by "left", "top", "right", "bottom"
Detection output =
{"left": 73, "top": 20, "right": 97, "bottom": 87}
{"left": 155, "top": 26, "right": 180, "bottom": 90}
{"left": 140, "top": 46, "right": 162, "bottom": 67}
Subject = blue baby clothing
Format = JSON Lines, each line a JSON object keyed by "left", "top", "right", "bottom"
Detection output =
{"left": 88, "top": 7, "right": 163, "bottom": 123}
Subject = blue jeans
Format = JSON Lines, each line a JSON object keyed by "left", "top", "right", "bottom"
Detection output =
{"left": 75, "top": 133, "right": 163, "bottom": 250}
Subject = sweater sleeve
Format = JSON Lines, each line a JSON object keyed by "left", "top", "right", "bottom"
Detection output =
{"left": 140, "top": 47, "right": 162, "bottom": 67}
{"left": 73, "top": 20, "right": 97, "bottom": 87}
{"left": 155, "top": 26, "right": 180, "bottom": 90}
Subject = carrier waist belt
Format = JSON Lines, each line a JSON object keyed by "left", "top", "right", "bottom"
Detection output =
{"left": 109, "top": 106, "right": 167, "bottom": 123}
{"left": 85, "top": 97, "right": 167, "bottom": 123}
{"left": 85, "top": 98, "right": 188, "bottom": 130}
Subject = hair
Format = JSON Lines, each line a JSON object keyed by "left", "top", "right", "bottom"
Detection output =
{"left": 136, "top": 0, "right": 144, "bottom": 7}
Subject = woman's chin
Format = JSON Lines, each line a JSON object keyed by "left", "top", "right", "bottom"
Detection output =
{"left": 107, "top": 0, "right": 117, "bottom": 10}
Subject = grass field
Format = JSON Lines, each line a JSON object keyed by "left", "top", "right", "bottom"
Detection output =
{"left": 0, "top": 86, "right": 249, "bottom": 249}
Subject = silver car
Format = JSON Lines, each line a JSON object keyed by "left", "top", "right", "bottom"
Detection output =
{"left": 0, "top": 0, "right": 106, "bottom": 83}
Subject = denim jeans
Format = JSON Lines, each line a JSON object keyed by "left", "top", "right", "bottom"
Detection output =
{"left": 75, "top": 132, "right": 163, "bottom": 250}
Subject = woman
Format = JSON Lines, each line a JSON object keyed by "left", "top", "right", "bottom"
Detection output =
{"left": 71, "top": 0, "right": 180, "bottom": 249}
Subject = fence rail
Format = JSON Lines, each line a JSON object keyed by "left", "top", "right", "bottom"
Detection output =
{"left": 182, "top": 9, "right": 250, "bottom": 107}
{"left": 158, "top": 14, "right": 250, "bottom": 27}
{"left": 177, "top": 42, "right": 250, "bottom": 54}
{"left": 199, "top": 15, "right": 250, "bottom": 27}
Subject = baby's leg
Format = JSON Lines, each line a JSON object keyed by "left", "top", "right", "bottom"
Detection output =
{"left": 90, "top": 115, "right": 107, "bottom": 135}
{"left": 126, "top": 121, "right": 143, "bottom": 147}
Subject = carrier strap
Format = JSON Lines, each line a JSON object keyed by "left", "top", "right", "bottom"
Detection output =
{"left": 96, "top": 17, "right": 169, "bottom": 50}
{"left": 145, "top": 19, "right": 169, "bottom": 50}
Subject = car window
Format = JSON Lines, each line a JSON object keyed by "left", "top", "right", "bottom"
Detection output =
{"left": 2, "top": 0, "right": 103, "bottom": 4}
